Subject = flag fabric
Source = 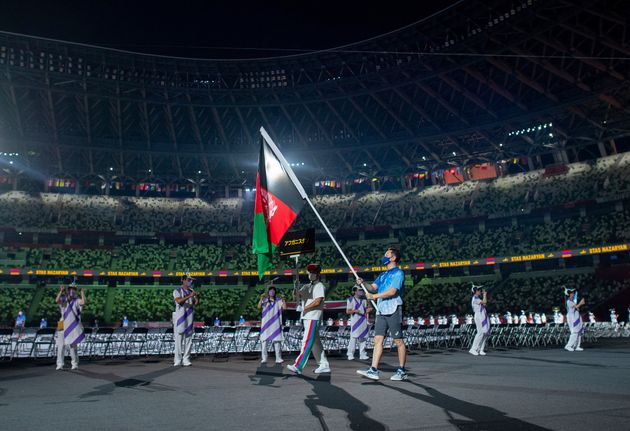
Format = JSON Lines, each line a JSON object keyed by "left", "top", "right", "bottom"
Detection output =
{"left": 253, "top": 131, "right": 307, "bottom": 279}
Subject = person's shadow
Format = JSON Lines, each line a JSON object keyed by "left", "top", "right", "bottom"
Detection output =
{"left": 248, "top": 363, "right": 285, "bottom": 388}
{"left": 303, "top": 374, "right": 387, "bottom": 431}
{"left": 249, "top": 365, "right": 386, "bottom": 430}
{"left": 77, "top": 364, "right": 181, "bottom": 398}
{"left": 374, "top": 380, "right": 552, "bottom": 430}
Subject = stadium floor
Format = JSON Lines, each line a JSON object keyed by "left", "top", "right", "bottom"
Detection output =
{"left": 2, "top": 340, "right": 630, "bottom": 431}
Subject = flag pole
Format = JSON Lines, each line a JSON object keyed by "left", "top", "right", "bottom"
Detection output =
{"left": 260, "top": 127, "right": 380, "bottom": 313}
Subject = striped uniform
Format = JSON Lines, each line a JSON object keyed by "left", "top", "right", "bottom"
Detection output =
{"left": 472, "top": 297, "right": 490, "bottom": 335}
{"left": 260, "top": 297, "right": 284, "bottom": 363}
{"left": 56, "top": 296, "right": 84, "bottom": 369}
{"left": 347, "top": 297, "right": 369, "bottom": 340}
{"left": 62, "top": 299, "right": 85, "bottom": 345}
{"left": 565, "top": 299, "right": 583, "bottom": 351}
{"left": 346, "top": 296, "right": 369, "bottom": 360}
{"left": 174, "top": 287, "right": 195, "bottom": 335}
{"left": 470, "top": 296, "right": 490, "bottom": 354}
{"left": 260, "top": 298, "right": 284, "bottom": 342}
{"left": 173, "top": 287, "right": 195, "bottom": 365}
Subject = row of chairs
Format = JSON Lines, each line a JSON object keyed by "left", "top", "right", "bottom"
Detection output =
{"left": 1, "top": 322, "right": 628, "bottom": 360}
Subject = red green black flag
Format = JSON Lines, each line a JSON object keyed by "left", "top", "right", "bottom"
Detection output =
{"left": 252, "top": 129, "right": 307, "bottom": 279}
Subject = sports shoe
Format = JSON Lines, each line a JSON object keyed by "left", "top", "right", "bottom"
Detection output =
{"left": 182, "top": 361, "right": 192, "bottom": 367}
{"left": 314, "top": 365, "right": 331, "bottom": 374}
{"left": 575, "top": 347, "right": 584, "bottom": 351}
{"left": 478, "top": 351, "right": 487, "bottom": 356}
{"left": 275, "top": 358, "right": 284, "bottom": 364}
{"left": 287, "top": 364, "right": 302, "bottom": 375}
{"left": 564, "top": 346, "right": 575, "bottom": 352}
{"left": 357, "top": 367, "right": 380, "bottom": 380}
{"left": 469, "top": 349, "right": 479, "bottom": 356}
{"left": 173, "top": 362, "right": 181, "bottom": 367}
{"left": 390, "top": 368, "right": 408, "bottom": 381}
{"left": 71, "top": 365, "right": 79, "bottom": 370}
{"left": 347, "top": 356, "right": 355, "bottom": 361}
{"left": 56, "top": 365, "right": 63, "bottom": 371}
{"left": 359, "top": 355, "right": 370, "bottom": 360}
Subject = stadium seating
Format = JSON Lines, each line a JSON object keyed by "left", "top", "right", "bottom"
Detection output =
{"left": 0, "top": 153, "right": 628, "bottom": 234}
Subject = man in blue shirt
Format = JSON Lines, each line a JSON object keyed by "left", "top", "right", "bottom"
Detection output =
{"left": 15, "top": 310, "right": 26, "bottom": 328}
{"left": 356, "top": 247, "right": 407, "bottom": 381}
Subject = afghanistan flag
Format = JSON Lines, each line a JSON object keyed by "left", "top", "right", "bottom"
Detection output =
{"left": 252, "top": 129, "right": 307, "bottom": 279}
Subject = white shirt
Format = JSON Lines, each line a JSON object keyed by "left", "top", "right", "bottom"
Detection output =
{"left": 297, "top": 281, "right": 325, "bottom": 321}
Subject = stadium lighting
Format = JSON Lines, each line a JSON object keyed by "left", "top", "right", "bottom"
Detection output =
{"left": 422, "top": 156, "right": 426, "bottom": 161}
{"left": 363, "top": 163, "right": 367, "bottom": 167}
{"left": 198, "top": 170, "right": 202, "bottom": 174}
{"left": 109, "top": 167, "right": 113, "bottom": 171}
{"left": 549, "top": 133, "right": 554, "bottom": 138}
{"left": 452, "top": 151, "right": 457, "bottom": 156}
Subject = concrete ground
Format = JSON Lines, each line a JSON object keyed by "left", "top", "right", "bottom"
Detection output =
{"left": 1, "top": 340, "right": 630, "bottom": 431}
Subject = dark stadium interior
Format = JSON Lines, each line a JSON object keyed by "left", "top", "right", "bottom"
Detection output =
{"left": 1, "top": 1, "right": 630, "bottom": 430}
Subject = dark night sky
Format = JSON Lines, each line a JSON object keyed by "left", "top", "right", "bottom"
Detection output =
{"left": 0, "top": 0, "right": 459, "bottom": 58}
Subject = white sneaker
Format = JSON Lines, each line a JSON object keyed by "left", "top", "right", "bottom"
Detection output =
{"left": 71, "top": 365, "right": 79, "bottom": 370}
{"left": 357, "top": 368, "right": 380, "bottom": 380}
{"left": 275, "top": 359, "right": 284, "bottom": 364}
{"left": 479, "top": 351, "right": 487, "bottom": 356}
{"left": 359, "top": 355, "right": 370, "bottom": 360}
{"left": 174, "top": 362, "right": 182, "bottom": 367}
{"left": 260, "top": 359, "right": 267, "bottom": 363}
{"left": 314, "top": 365, "right": 331, "bottom": 374}
{"left": 347, "top": 356, "right": 355, "bottom": 361}
{"left": 469, "top": 349, "right": 479, "bottom": 356}
{"left": 182, "top": 361, "right": 192, "bottom": 367}
{"left": 575, "top": 347, "right": 584, "bottom": 351}
{"left": 390, "top": 368, "right": 408, "bottom": 381}
{"left": 287, "top": 364, "right": 302, "bottom": 375}
{"left": 56, "top": 365, "right": 63, "bottom": 371}
{"left": 564, "top": 346, "right": 575, "bottom": 352}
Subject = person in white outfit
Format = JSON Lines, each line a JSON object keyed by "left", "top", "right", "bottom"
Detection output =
{"left": 287, "top": 263, "right": 330, "bottom": 375}
{"left": 258, "top": 285, "right": 286, "bottom": 364}
{"left": 564, "top": 286, "right": 585, "bottom": 352}
{"left": 346, "top": 285, "right": 373, "bottom": 361}
{"left": 55, "top": 282, "right": 86, "bottom": 370}
{"left": 172, "top": 273, "right": 199, "bottom": 366}
{"left": 469, "top": 284, "right": 490, "bottom": 356}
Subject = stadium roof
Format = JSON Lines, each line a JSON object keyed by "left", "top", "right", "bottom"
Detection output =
{"left": 0, "top": 0, "right": 629, "bottom": 187}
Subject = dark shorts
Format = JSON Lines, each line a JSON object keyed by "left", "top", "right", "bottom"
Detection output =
{"left": 374, "top": 306, "right": 403, "bottom": 339}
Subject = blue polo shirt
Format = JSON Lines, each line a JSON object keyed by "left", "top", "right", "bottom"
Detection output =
{"left": 373, "top": 266, "right": 404, "bottom": 315}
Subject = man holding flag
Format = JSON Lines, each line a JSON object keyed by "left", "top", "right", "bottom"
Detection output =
{"left": 356, "top": 247, "right": 408, "bottom": 381}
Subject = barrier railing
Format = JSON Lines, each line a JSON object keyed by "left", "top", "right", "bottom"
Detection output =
{"left": 1, "top": 322, "right": 628, "bottom": 360}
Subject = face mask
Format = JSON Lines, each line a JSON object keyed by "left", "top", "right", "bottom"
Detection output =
{"left": 380, "top": 255, "right": 391, "bottom": 266}
{"left": 308, "top": 273, "right": 318, "bottom": 282}
{"left": 268, "top": 290, "right": 276, "bottom": 297}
